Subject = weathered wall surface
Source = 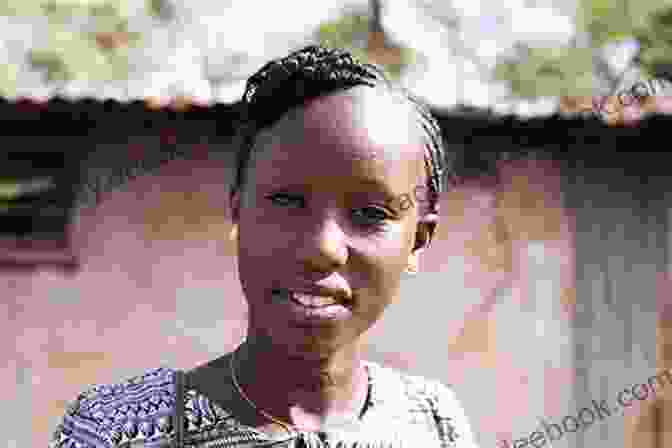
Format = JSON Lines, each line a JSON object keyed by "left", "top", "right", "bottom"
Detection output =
{"left": 3, "top": 149, "right": 576, "bottom": 448}
{"left": 564, "top": 168, "right": 667, "bottom": 448}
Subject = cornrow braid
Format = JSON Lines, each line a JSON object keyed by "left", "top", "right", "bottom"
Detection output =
{"left": 233, "top": 44, "right": 450, "bottom": 214}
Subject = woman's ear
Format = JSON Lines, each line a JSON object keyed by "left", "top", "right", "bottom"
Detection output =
{"left": 230, "top": 187, "right": 241, "bottom": 222}
{"left": 406, "top": 213, "right": 439, "bottom": 274}
{"left": 229, "top": 187, "right": 241, "bottom": 241}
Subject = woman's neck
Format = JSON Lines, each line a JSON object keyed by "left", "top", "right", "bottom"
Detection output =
{"left": 232, "top": 336, "right": 370, "bottom": 431}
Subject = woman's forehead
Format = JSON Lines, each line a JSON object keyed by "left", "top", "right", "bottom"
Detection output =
{"left": 252, "top": 86, "right": 426, "bottom": 165}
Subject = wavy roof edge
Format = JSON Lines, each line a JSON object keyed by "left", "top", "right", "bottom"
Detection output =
{"left": 2, "top": 95, "right": 672, "bottom": 134}
{"left": 0, "top": 95, "right": 566, "bottom": 125}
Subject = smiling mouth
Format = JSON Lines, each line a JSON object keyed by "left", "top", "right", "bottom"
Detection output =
{"left": 292, "top": 292, "right": 340, "bottom": 307}
{"left": 273, "top": 289, "right": 342, "bottom": 308}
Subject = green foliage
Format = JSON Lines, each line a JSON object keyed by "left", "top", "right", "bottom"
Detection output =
{"left": 0, "top": 0, "right": 144, "bottom": 95}
{"left": 634, "top": 7, "right": 672, "bottom": 79}
{"left": 27, "top": 23, "right": 135, "bottom": 83}
{"left": 493, "top": 46, "right": 595, "bottom": 98}
{"left": 385, "top": 47, "right": 417, "bottom": 79}
{"left": 28, "top": 48, "right": 72, "bottom": 82}
{"left": 316, "top": 12, "right": 372, "bottom": 75}
{"left": 146, "top": 0, "right": 173, "bottom": 20}
{"left": 577, "top": 0, "right": 633, "bottom": 47}
{"left": 577, "top": 0, "right": 671, "bottom": 47}
{"left": 316, "top": 12, "right": 416, "bottom": 81}
{"left": 317, "top": 13, "right": 369, "bottom": 50}
{"left": 0, "top": 64, "right": 19, "bottom": 98}
{"left": 494, "top": 0, "right": 672, "bottom": 100}
{"left": 1, "top": 0, "right": 136, "bottom": 19}
{"left": 0, "top": 0, "right": 46, "bottom": 16}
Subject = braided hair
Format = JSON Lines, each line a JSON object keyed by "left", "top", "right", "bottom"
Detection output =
{"left": 232, "top": 44, "right": 451, "bottom": 215}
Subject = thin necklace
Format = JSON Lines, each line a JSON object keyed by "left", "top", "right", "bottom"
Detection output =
{"left": 228, "top": 350, "right": 369, "bottom": 437}
{"left": 229, "top": 350, "right": 298, "bottom": 436}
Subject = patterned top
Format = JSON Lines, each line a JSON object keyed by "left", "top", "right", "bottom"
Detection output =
{"left": 49, "top": 360, "right": 479, "bottom": 447}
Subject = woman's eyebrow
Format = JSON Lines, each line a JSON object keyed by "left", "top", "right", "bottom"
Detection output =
{"left": 348, "top": 179, "right": 399, "bottom": 197}
{"left": 260, "top": 178, "right": 400, "bottom": 195}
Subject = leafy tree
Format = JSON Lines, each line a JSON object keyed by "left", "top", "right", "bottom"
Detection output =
{"left": 0, "top": 0, "right": 156, "bottom": 95}
{"left": 146, "top": 0, "right": 173, "bottom": 21}
{"left": 316, "top": 12, "right": 370, "bottom": 61}
{"left": 493, "top": 45, "right": 595, "bottom": 99}
{"left": 315, "top": 1, "right": 416, "bottom": 81}
{"left": 634, "top": 7, "right": 672, "bottom": 80}
{"left": 494, "top": 0, "right": 672, "bottom": 103}
{"left": 0, "top": 62, "right": 19, "bottom": 98}
{"left": 578, "top": 0, "right": 635, "bottom": 47}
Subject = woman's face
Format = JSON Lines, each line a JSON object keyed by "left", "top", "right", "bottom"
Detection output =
{"left": 231, "top": 86, "right": 437, "bottom": 358}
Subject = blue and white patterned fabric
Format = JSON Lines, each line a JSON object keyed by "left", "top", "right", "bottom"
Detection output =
{"left": 49, "top": 360, "right": 479, "bottom": 447}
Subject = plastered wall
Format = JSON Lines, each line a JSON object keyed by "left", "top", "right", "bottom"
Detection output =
{"left": 2, "top": 150, "right": 578, "bottom": 448}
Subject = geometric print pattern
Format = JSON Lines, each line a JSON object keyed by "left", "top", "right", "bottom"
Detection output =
{"left": 49, "top": 361, "right": 478, "bottom": 447}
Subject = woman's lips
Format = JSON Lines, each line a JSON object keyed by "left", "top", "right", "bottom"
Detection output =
{"left": 271, "top": 289, "right": 353, "bottom": 324}
{"left": 291, "top": 292, "right": 339, "bottom": 307}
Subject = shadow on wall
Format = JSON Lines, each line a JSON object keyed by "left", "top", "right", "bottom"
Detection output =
{"left": 365, "top": 158, "right": 576, "bottom": 448}
{"left": 9, "top": 153, "right": 244, "bottom": 446}
{"left": 2, "top": 152, "right": 575, "bottom": 448}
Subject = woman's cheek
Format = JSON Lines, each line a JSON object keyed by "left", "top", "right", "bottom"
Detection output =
{"left": 239, "top": 211, "right": 289, "bottom": 251}
{"left": 353, "top": 241, "right": 412, "bottom": 284}
{"left": 353, "top": 221, "right": 413, "bottom": 253}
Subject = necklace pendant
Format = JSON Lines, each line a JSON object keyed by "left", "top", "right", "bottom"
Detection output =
{"left": 295, "top": 431, "right": 327, "bottom": 448}
{"left": 295, "top": 432, "right": 310, "bottom": 448}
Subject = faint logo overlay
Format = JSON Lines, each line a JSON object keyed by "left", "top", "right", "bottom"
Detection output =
{"left": 385, "top": 185, "right": 439, "bottom": 213}
{"left": 560, "top": 77, "right": 672, "bottom": 126}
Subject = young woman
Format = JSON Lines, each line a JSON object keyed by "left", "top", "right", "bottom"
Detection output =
{"left": 50, "top": 45, "right": 479, "bottom": 447}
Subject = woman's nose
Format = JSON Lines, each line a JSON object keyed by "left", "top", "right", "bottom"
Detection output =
{"left": 295, "top": 216, "right": 349, "bottom": 274}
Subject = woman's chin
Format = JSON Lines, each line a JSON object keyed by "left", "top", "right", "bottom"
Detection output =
{"left": 255, "top": 328, "right": 353, "bottom": 359}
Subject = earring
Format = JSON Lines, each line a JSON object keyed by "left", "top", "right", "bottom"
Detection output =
{"left": 405, "top": 262, "right": 418, "bottom": 275}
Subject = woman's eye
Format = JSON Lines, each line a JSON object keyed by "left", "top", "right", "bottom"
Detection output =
{"left": 265, "top": 195, "right": 390, "bottom": 225}
{"left": 352, "top": 207, "right": 391, "bottom": 225}
{"left": 266, "top": 193, "right": 304, "bottom": 207}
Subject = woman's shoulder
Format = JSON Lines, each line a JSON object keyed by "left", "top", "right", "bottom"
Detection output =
{"left": 364, "top": 360, "right": 455, "bottom": 405}
{"left": 364, "top": 361, "right": 480, "bottom": 447}
{"left": 49, "top": 366, "right": 180, "bottom": 448}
